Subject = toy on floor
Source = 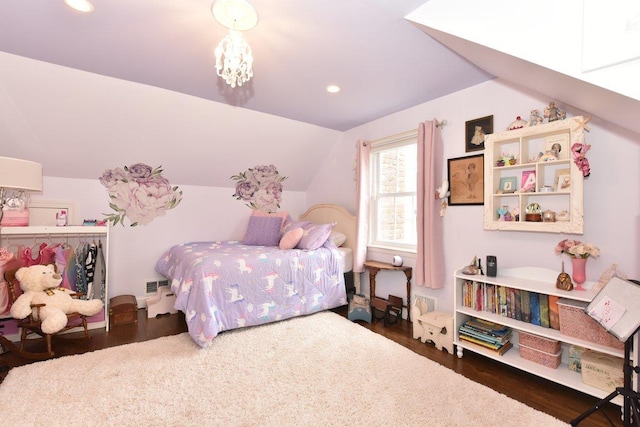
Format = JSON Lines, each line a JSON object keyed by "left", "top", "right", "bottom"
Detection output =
{"left": 147, "top": 285, "right": 177, "bottom": 318}
{"left": 412, "top": 298, "right": 454, "bottom": 354}
{"left": 10, "top": 264, "right": 103, "bottom": 334}
{"left": 347, "top": 294, "right": 371, "bottom": 323}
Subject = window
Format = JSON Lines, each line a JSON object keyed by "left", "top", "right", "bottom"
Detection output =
{"left": 369, "top": 132, "right": 417, "bottom": 251}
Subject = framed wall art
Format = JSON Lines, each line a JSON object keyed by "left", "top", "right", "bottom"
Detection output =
{"left": 499, "top": 177, "right": 517, "bottom": 193}
{"left": 465, "top": 115, "right": 493, "bottom": 152}
{"left": 447, "top": 154, "right": 484, "bottom": 206}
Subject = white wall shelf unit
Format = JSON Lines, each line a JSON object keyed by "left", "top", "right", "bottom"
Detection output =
{"left": 454, "top": 267, "right": 628, "bottom": 406}
{"left": 483, "top": 116, "right": 586, "bottom": 234}
{"left": 0, "top": 225, "right": 110, "bottom": 343}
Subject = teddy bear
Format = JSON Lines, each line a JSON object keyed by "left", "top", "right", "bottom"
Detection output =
{"left": 10, "top": 264, "right": 103, "bottom": 334}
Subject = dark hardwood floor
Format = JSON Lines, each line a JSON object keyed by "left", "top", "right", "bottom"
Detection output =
{"left": 0, "top": 307, "right": 622, "bottom": 426}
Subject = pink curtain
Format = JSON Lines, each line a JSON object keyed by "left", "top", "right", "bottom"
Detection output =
{"left": 354, "top": 139, "right": 370, "bottom": 273}
{"left": 416, "top": 120, "right": 445, "bottom": 289}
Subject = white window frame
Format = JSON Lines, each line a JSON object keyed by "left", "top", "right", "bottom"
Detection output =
{"left": 368, "top": 130, "right": 418, "bottom": 252}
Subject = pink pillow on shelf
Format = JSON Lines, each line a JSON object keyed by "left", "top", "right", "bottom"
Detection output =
{"left": 279, "top": 227, "right": 304, "bottom": 250}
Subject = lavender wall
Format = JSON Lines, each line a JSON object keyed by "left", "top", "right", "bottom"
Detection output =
{"left": 307, "top": 79, "right": 640, "bottom": 312}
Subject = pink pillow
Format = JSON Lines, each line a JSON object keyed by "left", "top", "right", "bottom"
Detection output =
{"left": 279, "top": 227, "right": 304, "bottom": 250}
{"left": 251, "top": 210, "right": 288, "bottom": 228}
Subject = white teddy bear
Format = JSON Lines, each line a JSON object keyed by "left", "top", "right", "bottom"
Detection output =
{"left": 10, "top": 264, "right": 103, "bottom": 334}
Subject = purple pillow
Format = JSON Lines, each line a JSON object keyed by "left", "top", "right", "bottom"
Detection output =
{"left": 296, "top": 223, "right": 335, "bottom": 250}
{"left": 242, "top": 216, "right": 283, "bottom": 246}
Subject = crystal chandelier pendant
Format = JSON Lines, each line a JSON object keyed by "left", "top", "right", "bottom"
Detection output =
{"left": 215, "top": 30, "right": 254, "bottom": 88}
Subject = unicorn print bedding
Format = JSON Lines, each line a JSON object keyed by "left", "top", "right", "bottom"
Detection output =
{"left": 155, "top": 240, "right": 347, "bottom": 347}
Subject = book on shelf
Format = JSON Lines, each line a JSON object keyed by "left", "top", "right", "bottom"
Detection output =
{"left": 508, "top": 288, "right": 517, "bottom": 319}
{"left": 459, "top": 333, "right": 513, "bottom": 355}
{"left": 463, "top": 318, "right": 511, "bottom": 337}
{"left": 514, "top": 289, "right": 522, "bottom": 321}
{"left": 459, "top": 325, "right": 511, "bottom": 345}
{"left": 539, "top": 294, "right": 550, "bottom": 328}
{"left": 548, "top": 295, "right": 560, "bottom": 330}
{"left": 520, "top": 290, "right": 531, "bottom": 323}
{"left": 530, "top": 292, "right": 541, "bottom": 326}
{"left": 459, "top": 334, "right": 504, "bottom": 350}
{"left": 499, "top": 286, "right": 507, "bottom": 317}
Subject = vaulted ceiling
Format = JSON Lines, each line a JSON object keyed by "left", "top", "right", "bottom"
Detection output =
{"left": 0, "top": 0, "right": 492, "bottom": 132}
{"left": 1, "top": 0, "right": 639, "bottom": 190}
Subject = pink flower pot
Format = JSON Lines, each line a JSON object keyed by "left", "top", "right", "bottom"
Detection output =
{"left": 571, "top": 257, "right": 587, "bottom": 290}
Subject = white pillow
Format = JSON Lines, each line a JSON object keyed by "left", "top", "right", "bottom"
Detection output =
{"left": 328, "top": 231, "right": 347, "bottom": 247}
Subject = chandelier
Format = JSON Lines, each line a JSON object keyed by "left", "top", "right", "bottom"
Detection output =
{"left": 211, "top": 0, "right": 259, "bottom": 88}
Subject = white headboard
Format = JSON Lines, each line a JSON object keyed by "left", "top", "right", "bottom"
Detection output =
{"left": 299, "top": 203, "right": 356, "bottom": 252}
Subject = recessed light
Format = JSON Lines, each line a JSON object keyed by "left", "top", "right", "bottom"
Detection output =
{"left": 64, "top": 0, "right": 94, "bottom": 13}
{"left": 326, "top": 85, "right": 341, "bottom": 93}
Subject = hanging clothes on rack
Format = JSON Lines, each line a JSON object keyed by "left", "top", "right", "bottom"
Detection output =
{"left": 20, "top": 242, "right": 56, "bottom": 267}
{"left": 0, "top": 248, "right": 20, "bottom": 316}
{"left": 75, "top": 241, "right": 89, "bottom": 296}
{"left": 54, "top": 244, "right": 78, "bottom": 292}
{"left": 84, "top": 241, "right": 98, "bottom": 300}
{"left": 92, "top": 240, "right": 106, "bottom": 302}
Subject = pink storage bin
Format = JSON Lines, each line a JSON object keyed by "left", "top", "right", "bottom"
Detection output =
{"left": 0, "top": 210, "right": 29, "bottom": 226}
{"left": 519, "top": 343, "right": 561, "bottom": 369}
{"left": 557, "top": 299, "right": 623, "bottom": 350}
{"left": 519, "top": 331, "right": 561, "bottom": 354}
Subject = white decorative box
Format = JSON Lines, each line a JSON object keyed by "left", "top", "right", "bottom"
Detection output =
{"left": 581, "top": 350, "right": 624, "bottom": 392}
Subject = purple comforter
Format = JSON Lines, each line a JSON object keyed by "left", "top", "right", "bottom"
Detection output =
{"left": 155, "top": 240, "right": 347, "bottom": 347}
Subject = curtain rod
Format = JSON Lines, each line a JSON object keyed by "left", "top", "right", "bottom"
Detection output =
{"left": 362, "top": 118, "right": 447, "bottom": 146}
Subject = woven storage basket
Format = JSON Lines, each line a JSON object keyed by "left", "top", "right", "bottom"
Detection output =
{"left": 557, "top": 299, "right": 623, "bottom": 350}
{"left": 519, "top": 331, "right": 561, "bottom": 353}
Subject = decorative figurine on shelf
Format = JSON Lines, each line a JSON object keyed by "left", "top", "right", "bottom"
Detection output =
{"left": 461, "top": 256, "right": 479, "bottom": 275}
{"left": 528, "top": 109, "right": 544, "bottom": 126}
{"left": 507, "top": 116, "right": 528, "bottom": 130}
{"left": 544, "top": 102, "right": 566, "bottom": 122}
{"left": 497, "top": 205, "right": 508, "bottom": 221}
{"left": 556, "top": 261, "right": 573, "bottom": 291}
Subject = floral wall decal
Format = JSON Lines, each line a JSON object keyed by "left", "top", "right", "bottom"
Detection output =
{"left": 231, "top": 164, "right": 287, "bottom": 212}
{"left": 99, "top": 163, "right": 182, "bottom": 226}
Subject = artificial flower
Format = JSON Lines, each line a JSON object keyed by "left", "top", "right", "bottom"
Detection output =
{"left": 571, "top": 142, "right": 591, "bottom": 177}
{"left": 231, "top": 164, "right": 287, "bottom": 212}
{"left": 100, "top": 163, "right": 182, "bottom": 226}
{"left": 555, "top": 239, "right": 600, "bottom": 259}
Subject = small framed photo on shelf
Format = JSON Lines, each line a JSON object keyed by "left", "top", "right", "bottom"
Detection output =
{"left": 544, "top": 134, "right": 570, "bottom": 160}
{"left": 554, "top": 168, "right": 570, "bottom": 191}
{"left": 499, "top": 177, "right": 517, "bottom": 193}
{"left": 556, "top": 174, "right": 571, "bottom": 192}
{"left": 465, "top": 115, "right": 493, "bottom": 153}
{"left": 521, "top": 170, "right": 536, "bottom": 192}
{"left": 447, "top": 154, "right": 484, "bottom": 206}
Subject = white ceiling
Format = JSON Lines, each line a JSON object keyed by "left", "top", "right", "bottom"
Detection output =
{"left": 0, "top": 0, "right": 493, "bottom": 132}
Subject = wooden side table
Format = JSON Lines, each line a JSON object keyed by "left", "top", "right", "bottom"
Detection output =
{"left": 363, "top": 260, "right": 412, "bottom": 322}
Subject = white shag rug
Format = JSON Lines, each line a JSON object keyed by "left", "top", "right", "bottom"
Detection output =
{"left": 0, "top": 311, "right": 568, "bottom": 426}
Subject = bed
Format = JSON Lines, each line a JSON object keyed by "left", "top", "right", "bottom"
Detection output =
{"left": 155, "top": 204, "right": 356, "bottom": 347}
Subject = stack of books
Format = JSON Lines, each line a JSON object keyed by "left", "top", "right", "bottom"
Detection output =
{"left": 459, "top": 318, "right": 513, "bottom": 355}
